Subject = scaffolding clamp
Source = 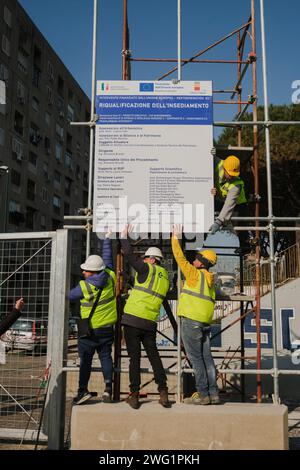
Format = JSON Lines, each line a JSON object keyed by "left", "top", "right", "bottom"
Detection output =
{"left": 248, "top": 51, "right": 257, "bottom": 63}
{"left": 89, "top": 114, "right": 99, "bottom": 128}
{"left": 122, "top": 49, "right": 132, "bottom": 57}
{"left": 84, "top": 222, "right": 93, "bottom": 232}
{"left": 248, "top": 94, "right": 257, "bottom": 104}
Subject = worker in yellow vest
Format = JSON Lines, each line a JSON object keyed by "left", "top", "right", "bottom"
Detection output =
{"left": 120, "top": 225, "right": 171, "bottom": 409}
{"left": 210, "top": 154, "right": 250, "bottom": 255}
{"left": 172, "top": 225, "right": 220, "bottom": 405}
{"left": 69, "top": 229, "right": 117, "bottom": 405}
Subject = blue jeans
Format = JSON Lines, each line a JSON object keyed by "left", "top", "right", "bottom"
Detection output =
{"left": 181, "top": 317, "right": 218, "bottom": 397}
{"left": 78, "top": 326, "right": 114, "bottom": 393}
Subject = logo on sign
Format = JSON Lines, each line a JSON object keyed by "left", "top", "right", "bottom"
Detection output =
{"left": 194, "top": 82, "right": 201, "bottom": 92}
{"left": 100, "top": 83, "right": 109, "bottom": 92}
{"left": 139, "top": 83, "right": 154, "bottom": 92}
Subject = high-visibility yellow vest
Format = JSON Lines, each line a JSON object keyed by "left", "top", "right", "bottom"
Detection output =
{"left": 177, "top": 270, "right": 216, "bottom": 324}
{"left": 80, "top": 268, "right": 117, "bottom": 329}
{"left": 124, "top": 264, "right": 169, "bottom": 323}
{"left": 215, "top": 160, "right": 247, "bottom": 205}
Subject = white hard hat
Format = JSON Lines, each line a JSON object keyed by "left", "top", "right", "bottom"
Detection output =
{"left": 144, "top": 247, "right": 163, "bottom": 259}
{"left": 80, "top": 255, "right": 105, "bottom": 272}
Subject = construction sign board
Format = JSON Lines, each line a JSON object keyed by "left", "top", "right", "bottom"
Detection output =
{"left": 93, "top": 80, "right": 214, "bottom": 234}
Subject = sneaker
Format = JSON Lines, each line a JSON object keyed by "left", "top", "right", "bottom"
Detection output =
{"left": 102, "top": 390, "right": 112, "bottom": 403}
{"left": 210, "top": 394, "right": 221, "bottom": 405}
{"left": 73, "top": 391, "right": 92, "bottom": 405}
{"left": 183, "top": 392, "right": 210, "bottom": 405}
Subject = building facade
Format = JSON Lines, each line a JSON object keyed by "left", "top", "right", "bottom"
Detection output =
{"left": 0, "top": 0, "right": 92, "bottom": 279}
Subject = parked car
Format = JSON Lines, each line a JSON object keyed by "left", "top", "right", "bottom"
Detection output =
{"left": 1, "top": 318, "right": 48, "bottom": 354}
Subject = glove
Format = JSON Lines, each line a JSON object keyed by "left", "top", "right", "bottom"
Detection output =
{"left": 209, "top": 219, "right": 222, "bottom": 234}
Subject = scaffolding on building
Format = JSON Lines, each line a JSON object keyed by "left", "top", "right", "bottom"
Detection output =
{"left": 64, "top": 0, "right": 300, "bottom": 412}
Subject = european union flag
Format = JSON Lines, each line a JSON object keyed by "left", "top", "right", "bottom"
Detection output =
{"left": 139, "top": 83, "right": 154, "bottom": 92}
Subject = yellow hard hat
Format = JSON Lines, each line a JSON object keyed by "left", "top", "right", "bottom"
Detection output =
{"left": 224, "top": 155, "right": 240, "bottom": 177}
{"left": 197, "top": 249, "right": 217, "bottom": 267}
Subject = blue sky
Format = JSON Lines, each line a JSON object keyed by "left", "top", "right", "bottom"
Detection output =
{"left": 19, "top": 0, "right": 300, "bottom": 130}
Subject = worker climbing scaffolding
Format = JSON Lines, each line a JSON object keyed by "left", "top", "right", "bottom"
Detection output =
{"left": 210, "top": 150, "right": 252, "bottom": 255}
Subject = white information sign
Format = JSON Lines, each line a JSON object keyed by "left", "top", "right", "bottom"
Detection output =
{"left": 93, "top": 80, "right": 214, "bottom": 233}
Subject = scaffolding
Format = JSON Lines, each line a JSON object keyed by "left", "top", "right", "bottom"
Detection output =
{"left": 64, "top": 0, "right": 300, "bottom": 409}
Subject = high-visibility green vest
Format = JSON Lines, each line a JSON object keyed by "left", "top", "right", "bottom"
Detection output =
{"left": 177, "top": 270, "right": 216, "bottom": 324}
{"left": 215, "top": 159, "right": 247, "bottom": 205}
{"left": 80, "top": 268, "right": 117, "bottom": 329}
{"left": 124, "top": 264, "right": 169, "bottom": 323}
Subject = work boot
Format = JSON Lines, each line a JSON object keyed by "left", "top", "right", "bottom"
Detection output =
{"left": 126, "top": 392, "right": 140, "bottom": 409}
{"left": 183, "top": 392, "right": 210, "bottom": 405}
{"left": 159, "top": 389, "right": 172, "bottom": 408}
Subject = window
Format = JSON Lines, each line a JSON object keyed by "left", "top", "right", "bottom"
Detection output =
{"left": 4, "top": 6, "right": 12, "bottom": 28}
{"left": 44, "top": 137, "right": 51, "bottom": 154}
{"left": 2, "top": 35, "right": 10, "bottom": 56}
{"left": 47, "top": 61, "right": 54, "bottom": 81}
{"left": 43, "top": 163, "right": 49, "bottom": 181}
{"left": 65, "top": 177, "right": 72, "bottom": 196}
{"left": 75, "top": 164, "right": 81, "bottom": 180}
{"left": 67, "top": 104, "right": 74, "bottom": 122}
{"left": 25, "top": 206, "right": 36, "bottom": 229}
{"left": 0, "top": 127, "right": 4, "bottom": 146}
{"left": 11, "top": 169, "right": 21, "bottom": 187}
{"left": 40, "top": 214, "right": 46, "bottom": 229}
{"left": 83, "top": 171, "right": 88, "bottom": 186}
{"left": 64, "top": 202, "right": 70, "bottom": 215}
{"left": 14, "top": 110, "right": 24, "bottom": 136}
{"left": 46, "top": 85, "right": 53, "bottom": 105}
{"left": 17, "top": 81, "right": 26, "bottom": 104}
{"left": 55, "top": 122, "right": 64, "bottom": 140}
{"left": 27, "top": 179, "right": 36, "bottom": 201}
{"left": 9, "top": 200, "right": 24, "bottom": 226}
{"left": 0, "top": 63, "right": 9, "bottom": 82}
{"left": 55, "top": 142, "right": 62, "bottom": 162}
{"left": 32, "top": 96, "right": 39, "bottom": 112}
{"left": 12, "top": 137, "right": 23, "bottom": 161}
{"left": 32, "top": 65, "right": 41, "bottom": 88}
{"left": 42, "top": 187, "right": 48, "bottom": 203}
{"left": 53, "top": 195, "right": 61, "bottom": 214}
{"left": 29, "top": 124, "right": 41, "bottom": 145}
{"left": 66, "top": 133, "right": 72, "bottom": 151}
{"left": 17, "top": 49, "right": 28, "bottom": 75}
{"left": 54, "top": 170, "right": 61, "bottom": 189}
{"left": 65, "top": 151, "right": 73, "bottom": 169}
{"left": 28, "top": 151, "right": 37, "bottom": 171}
{"left": 33, "top": 46, "right": 41, "bottom": 66}
{"left": 45, "top": 111, "right": 51, "bottom": 126}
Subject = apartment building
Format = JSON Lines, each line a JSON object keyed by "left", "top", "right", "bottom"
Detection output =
{"left": 0, "top": 0, "right": 92, "bottom": 278}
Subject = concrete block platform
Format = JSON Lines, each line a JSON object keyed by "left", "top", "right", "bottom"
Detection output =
{"left": 70, "top": 401, "right": 288, "bottom": 450}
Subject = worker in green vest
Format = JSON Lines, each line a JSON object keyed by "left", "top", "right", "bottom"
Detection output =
{"left": 172, "top": 224, "right": 220, "bottom": 405}
{"left": 210, "top": 154, "right": 251, "bottom": 254}
{"left": 69, "top": 229, "right": 117, "bottom": 405}
{"left": 120, "top": 225, "right": 171, "bottom": 409}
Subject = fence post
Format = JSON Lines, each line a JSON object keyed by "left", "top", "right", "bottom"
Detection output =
{"left": 46, "top": 229, "right": 71, "bottom": 449}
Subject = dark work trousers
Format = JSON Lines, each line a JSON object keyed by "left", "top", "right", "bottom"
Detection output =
{"left": 123, "top": 325, "right": 168, "bottom": 393}
{"left": 77, "top": 326, "right": 114, "bottom": 393}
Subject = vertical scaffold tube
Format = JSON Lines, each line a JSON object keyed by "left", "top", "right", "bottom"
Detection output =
{"left": 259, "top": 0, "right": 279, "bottom": 402}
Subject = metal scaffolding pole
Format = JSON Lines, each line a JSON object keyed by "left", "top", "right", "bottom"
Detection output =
{"left": 176, "top": 0, "right": 182, "bottom": 404}
{"left": 251, "top": 0, "right": 262, "bottom": 403}
{"left": 260, "top": 0, "right": 279, "bottom": 403}
{"left": 86, "top": 0, "right": 98, "bottom": 258}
